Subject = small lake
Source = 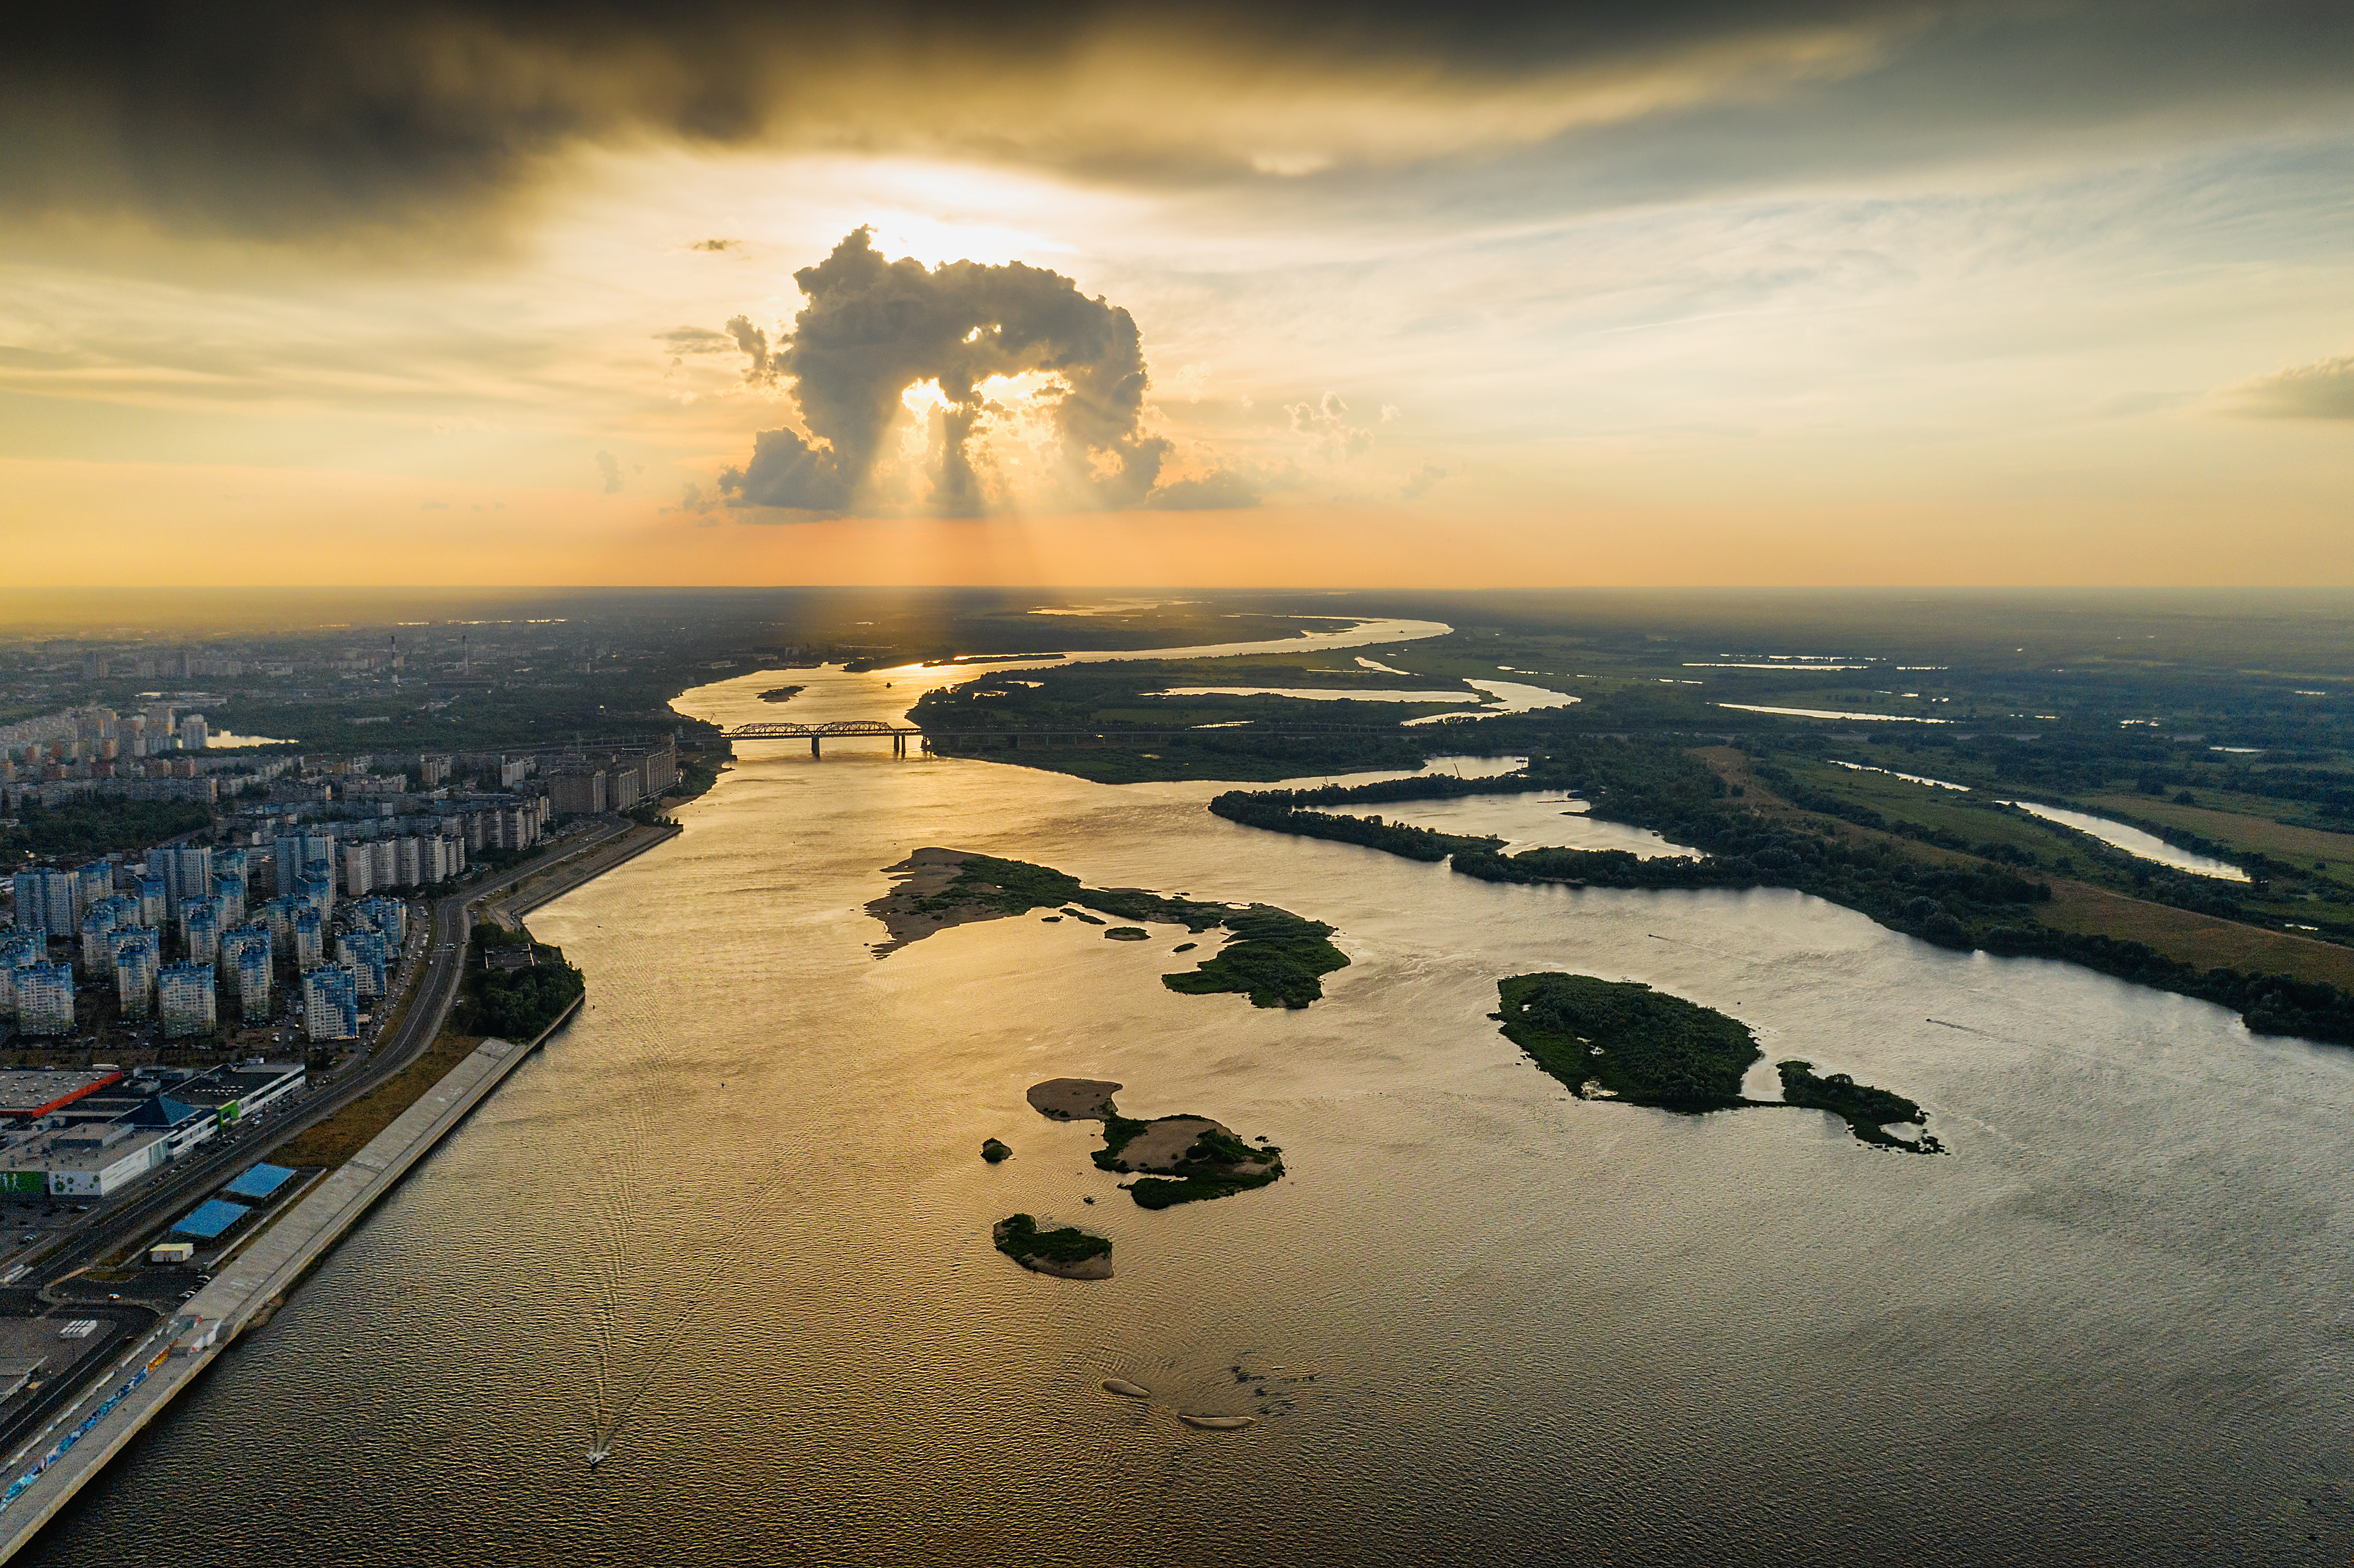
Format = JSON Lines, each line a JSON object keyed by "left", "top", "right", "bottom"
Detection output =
{"left": 2002, "top": 800, "right": 2249, "bottom": 882}
{"left": 1830, "top": 761, "right": 1971, "bottom": 791}
{"left": 1382, "top": 793, "right": 1699, "bottom": 857}
{"left": 1145, "top": 678, "right": 1578, "bottom": 725}
{"left": 1717, "top": 704, "right": 1949, "bottom": 723}
{"left": 203, "top": 731, "right": 297, "bottom": 748}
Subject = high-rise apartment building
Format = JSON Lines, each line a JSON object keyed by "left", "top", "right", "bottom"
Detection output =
{"left": 298, "top": 870, "right": 334, "bottom": 920}
{"left": 159, "top": 961, "right": 217, "bottom": 1038}
{"left": 212, "top": 870, "right": 246, "bottom": 927}
{"left": 274, "top": 834, "right": 337, "bottom": 897}
{"left": 148, "top": 843, "right": 212, "bottom": 915}
{"left": 180, "top": 896, "right": 224, "bottom": 965}
{"left": 0, "top": 933, "right": 45, "bottom": 1022}
{"left": 226, "top": 927, "right": 273, "bottom": 1024}
{"left": 10, "top": 869, "right": 78, "bottom": 937}
{"left": 336, "top": 929, "right": 388, "bottom": 1002}
{"left": 301, "top": 964, "right": 358, "bottom": 1041}
{"left": 340, "top": 843, "right": 373, "bottom": 898}
{"left": 177, "top": 714, "right": 209, "bottom": 751}
{"left": 292, "top": 905, "right": 324, "bottom": 970}
{"left": 13, "top": 962, "right": 74, "bottom": 1036}
{"left": 78, "top": 903, "right": 120, "bottom": 976}
{"left": 73, "top": 862, "right": 114, "bottom": 921}
{"left": 133, "top": 871, "right": 167, "bottom": 927}
{"left": 354, "top": 897, "right": 408, "bottom": 950}
{"left": 113, "top": 926, "right": 161, "bottom": 1017}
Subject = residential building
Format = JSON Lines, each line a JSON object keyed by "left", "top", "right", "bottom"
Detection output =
{"left": 0, "top": 934, "right": 46, "bottom": 1022}
{"left": 114, "top": 927, "right": 161, "bottom": 1018}
{"left": 301, "top": 964, "right": 359, "bottom": 1042}
{"left": 212, "top": 870, "right": 246, "bottom": 927}
{"left": 148, "top": 844, "right": 212, "bottom": 915}
{"left": 78, "top": 903, "right": 121, "bottom": 976}
{"left": 274, "top": 833, "right": 337, "bottom": 896}
{"left": 159, "top": 962, "right": 218, "bottom": 1039}
{"left": 230, "top": 931, "right": 273, "bottom": 1024}
{"left": 73, "top": 862, "right": 114, "bottom": 921}
{"left": 13, "top": 963, "right": 74, "bottom": 1036}
{"left": 298, "top": 869, "right": 334, "bottom": 920}
{"left": 177, "top": 714, "right": 209, "bottom": 751}
{"left": 341, "top": 843, "right": 373, "bottom": 897}
{"left": 133, "top": 871, "right": 167, "bottom": 927}
{"left": 180, "top": 895, "right": 225, "bottom": 965}
{"left": 10, "top": 869, "right": 78, "bottom": 937}
{"left": 293, "top": 905, "right": 324, "bottom": 970}
{"left": 336, "top": 929, "right": 388, "bottom": 1002}
{"left": 546, "top": 769, "right": 604, "bottom": 816}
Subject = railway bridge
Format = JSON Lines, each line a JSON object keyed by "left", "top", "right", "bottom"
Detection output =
{"left": 719, "top": 719, "right": 1448, "bottom": 756}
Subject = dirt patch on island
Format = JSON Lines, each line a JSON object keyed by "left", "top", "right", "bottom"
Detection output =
{"left": 1106, "top": 1116, "right": 1228, "bottom": 1171}
{"left": 1027, "top": 1078, "right": 1123, "bottom": 1120}
{"left": 865, "top": 848, "right": 988, "bottom": 956}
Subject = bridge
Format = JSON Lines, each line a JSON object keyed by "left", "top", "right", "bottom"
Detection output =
{"left": 720, "top": 718, "right": 1469, "bottom": 756}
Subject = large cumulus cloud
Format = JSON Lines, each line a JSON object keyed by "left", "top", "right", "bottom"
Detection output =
{"left": 717, "top": 229, "right": 1169, "bottom": 517}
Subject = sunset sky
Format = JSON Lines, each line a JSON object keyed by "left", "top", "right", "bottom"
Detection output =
{"left": 3, "top": 2, "right": 2349, "bottom": 587}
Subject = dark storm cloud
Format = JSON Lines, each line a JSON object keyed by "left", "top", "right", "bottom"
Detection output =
{"left": 5, "top": 3, "right": 2350, "bottom": 241}
{"left": 717, "top": 229, "right": 1166, "bottom": 517}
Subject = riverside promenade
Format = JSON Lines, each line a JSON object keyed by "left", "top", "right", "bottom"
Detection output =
{"left": 0, "top": 997, "right": 583, "bottom": 1562}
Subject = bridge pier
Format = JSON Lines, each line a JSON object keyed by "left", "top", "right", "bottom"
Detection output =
{"left": 810, "top": 736, "right": 821, "bottom": 758}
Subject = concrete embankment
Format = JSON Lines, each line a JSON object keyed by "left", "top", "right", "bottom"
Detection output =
{"left": 483, "top": 821, "right": 680, "bottom": 929}
{"left": 0, "top": 997, "right": 583, "bottom": 1562}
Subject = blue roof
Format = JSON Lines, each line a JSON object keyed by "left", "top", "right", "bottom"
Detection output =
{"left": 129, "top": 1095, "right": 199, "bottom": 1128}
{"left": 223, "top": 1163, "right": 293, "bottom": 1200}
{"left": 171, "top": 1198, "right": 250, "bottom": 1239}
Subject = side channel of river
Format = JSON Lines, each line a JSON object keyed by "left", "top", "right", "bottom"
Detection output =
{"left": 28, "top": 630, "right": 2354, "bottom": 1567}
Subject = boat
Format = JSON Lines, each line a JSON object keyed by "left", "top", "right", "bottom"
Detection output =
{"left": 585, "top": 1448, "right": 610, "bottom": 1468}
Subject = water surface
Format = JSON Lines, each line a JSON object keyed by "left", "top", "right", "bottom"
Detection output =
{"left": 29, "top": 651, "right": 2354, "bottom": 1568}
{"left": 2002, "top": 800, "right": 2249, "bottom": 882}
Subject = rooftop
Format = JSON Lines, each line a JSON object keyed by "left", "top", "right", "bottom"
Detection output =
{"left": 0, "top": 1070, "right": 121, "bottom": 1118}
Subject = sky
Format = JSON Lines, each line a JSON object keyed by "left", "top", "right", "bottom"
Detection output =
{"left": 2, "top": 0, "right": 2349, "bottom": 588}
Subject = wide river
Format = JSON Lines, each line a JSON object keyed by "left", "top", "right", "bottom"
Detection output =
{"left": 31, "top": 623, "right": 2354, "bottom": 1565}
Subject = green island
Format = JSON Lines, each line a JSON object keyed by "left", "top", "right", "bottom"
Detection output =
{"left": 867, "top": 848, "right": 1348, "bottom": 1008}
{"left": 992, "top": 1214, "right": 1113, "bottom": 1280}
{"left": 981, "top": 1137, "right": 1012, "bottom": 1163}
{"left": 1777, "top": 1061, "right": 1945, "bottom": 1153}
{"left": 1094, "top": 1113, "right": 1285, "bottom": 1208}
{"left": 1496, "top": 972, "right": 1760, "bottom": 1109}
{"left": 1495, "top": 972, "right": 1942, "bottom": 1151}
{"left": 1024, "top": 1077, "right": 1287, "bottom": 1207}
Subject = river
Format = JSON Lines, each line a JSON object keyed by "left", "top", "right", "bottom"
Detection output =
{"left": 28, "top": 623, "right": 2354, "bottom": 1566}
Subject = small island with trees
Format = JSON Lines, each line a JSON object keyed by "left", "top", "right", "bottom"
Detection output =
{"left": 992, "top": 1214, "right": 1113, "bottom": 1280}
{"left": 1025, "top": 1078, "right": 1286, "bottom": 1206}
{"left": 867, "top": 847, "right": 1349, "bottom": 1008}
{"left": 1495, "top": 972, "right": 1944, "bottom": 1153}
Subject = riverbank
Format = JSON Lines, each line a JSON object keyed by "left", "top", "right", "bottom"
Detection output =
{"left": 0, "top": 1000, "right": 580, "bottom": 1562}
